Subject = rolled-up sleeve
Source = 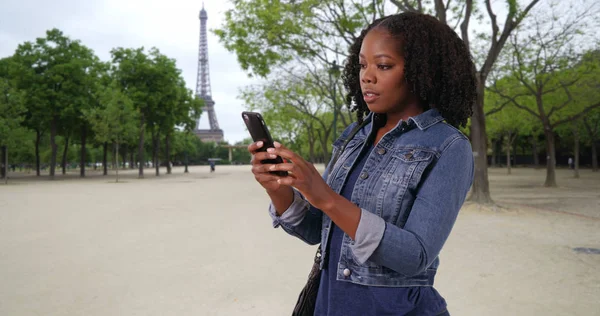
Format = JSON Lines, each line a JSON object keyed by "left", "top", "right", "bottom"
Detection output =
{"left": 268, "top": 189, "right": 311, "bottom": 228}
{"left": 349, "top": 209, "right": 387, "bottom": 263}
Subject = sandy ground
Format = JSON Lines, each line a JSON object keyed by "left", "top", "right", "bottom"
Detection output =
{"left": 0, "top": 166, "right": 599, "bottom": 316}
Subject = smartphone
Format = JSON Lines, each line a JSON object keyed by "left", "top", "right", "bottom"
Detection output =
{"left": 242, "top": 111, "right": 288, "bottom": 177}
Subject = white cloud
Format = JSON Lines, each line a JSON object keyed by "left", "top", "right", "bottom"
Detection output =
{"left": 0, "top": 0, "right": 257, "bottom": 143}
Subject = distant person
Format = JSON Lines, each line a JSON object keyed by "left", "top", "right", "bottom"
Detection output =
{"left": 568, "top": 157, "right": 574, "bottom": 169}
{"left": 209, "top": 160, "right": 215, "bottom": 173}
{"left": 248, "top": 12, "right": 476, "bottom": 316}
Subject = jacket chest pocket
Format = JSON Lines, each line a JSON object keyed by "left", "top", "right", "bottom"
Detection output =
{"left": 390, "top": 148, "right": 435, "bottom": 185}
{"left": 380, "top": 148, "right": 436, "bottom": 225}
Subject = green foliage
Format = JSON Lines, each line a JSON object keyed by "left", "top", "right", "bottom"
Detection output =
{"left": 239, "top": 70, "right": 349, "bottom": 162}
{"left": 214, "top": 0, "right": 381, "bottom": 78}
{"left": 214, "top": 0, "right": 380, "bottom": 162}
{"left": 109, "top": 46, "right": 204, "bottom": 175}
{"left": 83, "top": 81, "right": 139, "bottom": 146}
{"left": 1, "top": 27, "right": 207, "bottom": 177}
{"left": 0, "top": 57, "right": 27, "bottom": 149}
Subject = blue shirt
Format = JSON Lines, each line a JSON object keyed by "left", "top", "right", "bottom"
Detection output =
{"left": 314, "top": 136, "right": 448, "bottom": 316}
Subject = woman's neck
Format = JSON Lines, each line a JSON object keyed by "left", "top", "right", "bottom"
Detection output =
{"left": 382, "top": 104, "right": 424, "bottom": 131}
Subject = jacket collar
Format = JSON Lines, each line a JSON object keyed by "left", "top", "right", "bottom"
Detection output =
{"left": 366, "top": 108, "right": 445, "bottom": 131}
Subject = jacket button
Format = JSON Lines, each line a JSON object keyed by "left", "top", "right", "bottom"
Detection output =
{"left": 377, "top": 148, "right": 386, "bottom": 155}
{"left": 360, "top": 172, "right": 368, "bottom": 179}
{"left": 343, "top": 268, "right": 351, "bottom": 277}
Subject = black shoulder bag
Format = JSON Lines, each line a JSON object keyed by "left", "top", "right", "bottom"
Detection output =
{"left": 292, "top": 119, "right": 369, "bottom": 316}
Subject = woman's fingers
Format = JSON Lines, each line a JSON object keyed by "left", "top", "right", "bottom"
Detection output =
{"left": 269, "top": 162, "right": 296, "bottom": 172}
{"left": 276, "top": 175, "right": 297, "bottom": 186}
{"left": 251, "top": 151, "right": 278, "bottom": 164}
{"left": 247, "top": 141, "right": 264, "bottom": 154}
{"left": 254, "top": 172, "right": 281, "bottom": 183}
{"left": 252, "top": 163, "right": 274, "bottom": 174}
{"left": 267, "top": 147, "right": 304, "bottom": 166}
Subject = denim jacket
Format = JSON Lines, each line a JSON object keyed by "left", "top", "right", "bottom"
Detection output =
{"left": 268, "top": 109, "right": 474, "bottom": 287}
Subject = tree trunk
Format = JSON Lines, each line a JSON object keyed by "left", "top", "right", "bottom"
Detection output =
{"left": 35, "top": 129, "right": 41, "bottom": 176}
{"left": 491, "top": 139, "right": 498, "bottom": 167}
{"left": 49, "top": 116, "right": 58, "bottom": 178}
{"left": 103, "top": 142, "right": 108, "bottom": 176}
{"left": 130, "top": 148, "right": 135, "bottom": 170}
{"left": 111, "top": 143, "right": 117, "bottom": 169}
{"left": 80, "top": 125, "right": 87, "bottom": 177}
{"left": 3, "top": 146, "right": 7, "bottom": 184}
{"left": 153, "top": 133, "right": 160, "bottom": 176}
{"left": 531, "top": 135, "right": 540, "bottom": 168}
{"left": 115, "top": 141, "right": 120, "bottom": 183}
{"left": 583, "top": 118, "right": 598, "bottom": 172}
{"left": 138, "top": 115, "right": 145, "bottom": 178}
{"left": 592, "top": 140, "right": 598, "bottom": 172}
{"left": 165, "top": 132, "right": 172, "bottom": 174}
{"left": 468, "top": 80, "right": 493, "bottom": 203}
{"left": 543, "top": 127, "right": 557, "bottom": 187}
{"left": 512, "top": 139, "right": 518, "bottom": 166}
{"left": 308, "top": 139, "right": 315, "bottom": 164}
{"left": 573, "top": 127, "right": 580, "bottom": 179}
{"left": 121, "top": 146, "right": 127, "bottom": 170}
{"left": 61, "top": 136, "right": 69, "bottom": 175}
{"left": 1, "top": 145, "right": 6, "bottom": 180}
{"left": 307, "top": 125, "right": 316, "bottom": 163}
{"left": 184, "top": 149, "right": 189, "bottom": 173}
{"left": 506, "top": 132, "right": 512, "bottom": 175}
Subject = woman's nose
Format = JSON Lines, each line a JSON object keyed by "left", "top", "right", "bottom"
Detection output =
{"left": 361, "top": 67, "right": 375, "bottom": 84}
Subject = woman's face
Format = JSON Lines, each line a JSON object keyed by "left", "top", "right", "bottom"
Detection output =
{"left": 359, "top": 28, "right": 419, "bottom": 117}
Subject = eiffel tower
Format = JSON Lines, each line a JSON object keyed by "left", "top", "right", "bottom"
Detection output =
{"left": 194, "top": 3, "right": 224, "bottom": 142}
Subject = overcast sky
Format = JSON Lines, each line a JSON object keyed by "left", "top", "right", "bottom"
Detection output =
{"left": 0, "top": 0, "right": 256, "bottom": 143}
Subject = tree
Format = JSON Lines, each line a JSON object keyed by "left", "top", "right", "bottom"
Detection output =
{"left": 11, "top": 29, "right": 98, "bottom": 179}
{"left": 583, "top": 108, "right": 600, "bottom": 171}
{"left": 84, "top": 81, "right": 139, "bottom": 182}
{"left": 389, "top": 0, "right": 541, "bottom": 203}
{"left": 216, "top": 0, "right": 542, "bottom": 203}
{"left": 486, "top": 90, "right": 534, "bottom": 174}
{"left": 215, "top": 0, "right": 378, "bottom": 161}
{"left": 158, "top": 79, "right": 203, "bottom": 175}
{"left": 240, "top": 69, "right": 349, "bottom": 162}
{"left": 110, "top": 47, "right": 158, "bottom": 179}
{"left": 489, "top": 2, "right": 600, "bottom": 187}
{"left": 0, "top": 58, "right": 27, "bottom": 182}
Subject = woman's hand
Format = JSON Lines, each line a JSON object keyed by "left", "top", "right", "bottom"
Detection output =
{"left": 247, "top": 141, "right": 284, "bottom": 192}
{"left": 266, "top": 142, "right": 336, "bottom": 210}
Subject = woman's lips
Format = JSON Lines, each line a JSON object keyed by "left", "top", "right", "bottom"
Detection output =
{"left": 363, "top": 91, "right": 380, "bottom": 103}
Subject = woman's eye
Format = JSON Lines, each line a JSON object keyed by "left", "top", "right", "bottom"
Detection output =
{"left": 378, "top": 64, "right": 392, "bottom": 70}
{"left": 359, "top": 63, "right": 366, "bottom": 69}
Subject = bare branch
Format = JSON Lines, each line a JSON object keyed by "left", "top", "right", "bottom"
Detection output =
{"left": 485, "top": 99, "right": 512, "bottom": 116}
{"left": 452, "top": 3, "right": 466, "bottom": 31}
{"left": 485, "top": 0, "right": 499, "bottom": 46}
{"left": 488, "top": 84, "right": 541, "bottom": 119}
{"left": 552, "top": 103, "right": 600, "bottom": 128}
{"left": 480, "top": 0, "right": 541, "bottom": 79}
{"left": 546, "top": 83, "right": 573, "bottom": 119}
{"left": 583, "top": 117, "right": 600, "bottom": 139}
{"left": 460, "top": 0, "right": 473, "bottom": 51}
{"left": 390, "top": 0, "right": 420, "bottom": 12}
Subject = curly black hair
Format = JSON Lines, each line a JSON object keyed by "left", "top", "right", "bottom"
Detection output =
{"left": 342, "top": 12, "right": 477, "bottom": 128}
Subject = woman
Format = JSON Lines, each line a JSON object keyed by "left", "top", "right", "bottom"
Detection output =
{"left": 248, "top": 12, "right": 477, "bottom": 315}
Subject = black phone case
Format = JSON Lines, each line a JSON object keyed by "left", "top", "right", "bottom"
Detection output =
{"left": 242, "top": 111, "right": 288, "bottom": 177}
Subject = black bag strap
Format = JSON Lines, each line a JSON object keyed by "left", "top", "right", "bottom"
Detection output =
{"left": 328, "top": 118, "right": 371, "bottom": 171}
